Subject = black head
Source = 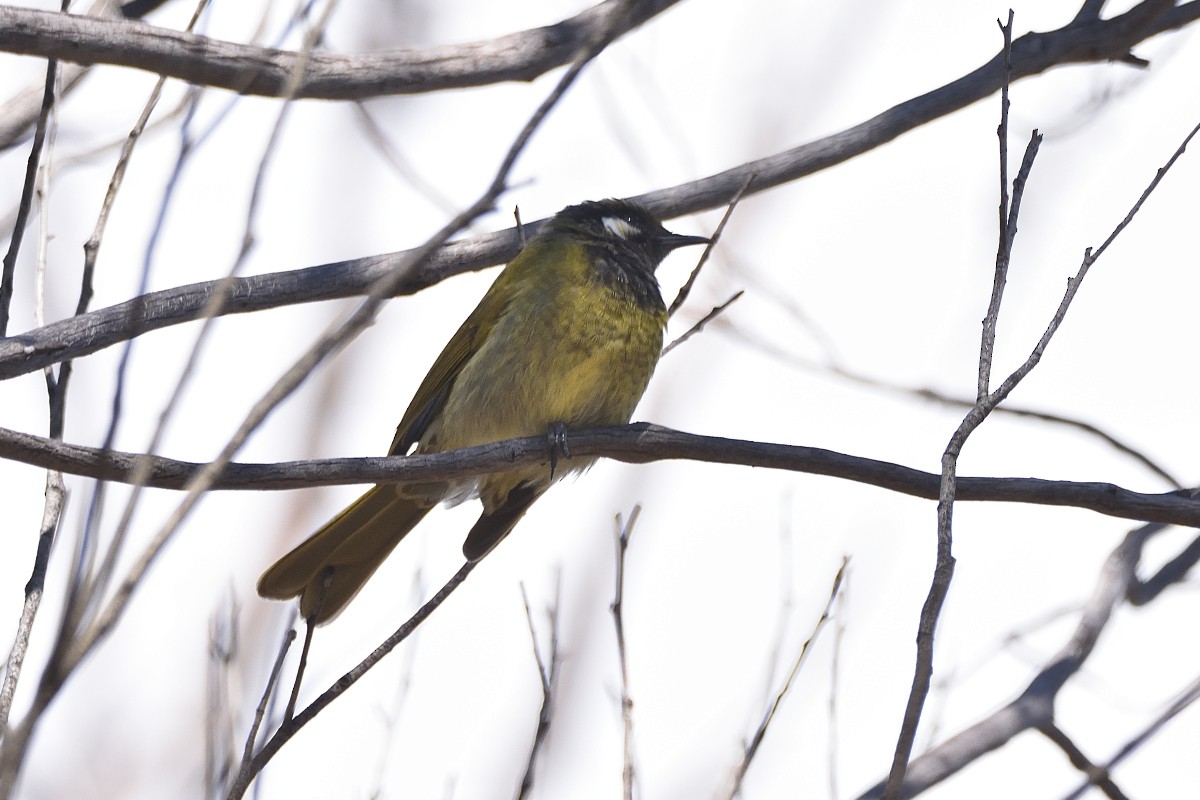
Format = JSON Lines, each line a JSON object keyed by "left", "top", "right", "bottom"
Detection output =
{"left": 548, "top": 199, "right": 709, "bottom": 272}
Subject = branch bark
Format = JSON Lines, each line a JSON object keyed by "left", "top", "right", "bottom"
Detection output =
{"left": 0, "top": 0, "right": 684, "bottom": 100}
{"left": 0, "top": 422, "right": 1197, "bottom": 527}
{"left": 3, "top": 1, "right": 1198, "bottom": 379}
{"left": 857, "top": 523, "right": 1170, "bottom": 799}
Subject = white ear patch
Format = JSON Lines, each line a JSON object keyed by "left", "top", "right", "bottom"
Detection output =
{"left": 602, "top": 215, "right": 637, "bottom": 239}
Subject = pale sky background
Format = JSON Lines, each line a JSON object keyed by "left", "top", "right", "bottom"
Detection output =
{"left": 1, "top": 1, "right": 1198, "bottom": 798}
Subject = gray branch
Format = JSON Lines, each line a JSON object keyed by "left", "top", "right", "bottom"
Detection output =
{"left": 0, "top": 422, "right": 1197, "bottom": 528}
{"left": 0, "top": 0, "right": 683, "bottom": 101}
{"left": 2, "top": 1, "right": 1198, "bottom": 380}
{"left": 857, "top": 524, "right": 1172, "bottom": 799}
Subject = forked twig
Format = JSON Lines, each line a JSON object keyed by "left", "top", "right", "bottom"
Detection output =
{"left": 883, "top": 13, "right": 1200, "bottom": 796}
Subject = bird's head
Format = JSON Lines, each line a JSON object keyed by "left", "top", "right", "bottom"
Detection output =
{"left": 548, "top": 199, "right": 709, "bottom": 271}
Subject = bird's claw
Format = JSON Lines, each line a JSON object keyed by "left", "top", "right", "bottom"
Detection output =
{"left": 547, "top": 422, "right": 570, "bottom": 480}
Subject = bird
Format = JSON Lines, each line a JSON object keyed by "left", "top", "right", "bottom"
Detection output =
{"left": 257, "top": 199, "right": 709, "bottom": 624}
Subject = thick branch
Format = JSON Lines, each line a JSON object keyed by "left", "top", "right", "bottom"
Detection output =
{"left": 3, "top": 1, "right": 1198, "bottom": 380}
{"left": 0, "top": 0, "right": 682, "bottom": 100}
{"left": 0, "top": 422, "right": 1197, "bottom": 528}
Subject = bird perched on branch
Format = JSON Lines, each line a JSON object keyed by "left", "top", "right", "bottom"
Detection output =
{"left": 257, "top": 199, "right": 708, "bottom": 624}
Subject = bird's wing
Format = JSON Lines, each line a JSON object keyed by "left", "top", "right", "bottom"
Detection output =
{"left": 387, "top": 234, "right": 570, "bottom": 456}
{"left": 388, "top": 314, "right": 482, "bottom": 456}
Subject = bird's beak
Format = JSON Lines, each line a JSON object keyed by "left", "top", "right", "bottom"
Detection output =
{"left": 659, "top": 232, "right": 710, "bottom": 252}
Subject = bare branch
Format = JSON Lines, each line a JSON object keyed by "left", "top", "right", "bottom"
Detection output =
{"left": 858, "top": 522, "right": 1176, "bottom": 799}
{"left": 884, "top": 8, "right": 1200, "bottom": 789}
{"left": 0, "top": 0, "right": 685, "bottom": 101}
{"left": 1060, "top": 674, "right": 1200, "bottom": 800}
{"left": 2, "top": 422, "right": 1197, "bottom": 527}
{"left": 885, "top": 17, "right": 1038, "bottom": 794}
{"left": 4, "top": 1, "right": 1200, "bottom": 378}
{"left": 225, "top": 561, "right": 477, "bottom": 799}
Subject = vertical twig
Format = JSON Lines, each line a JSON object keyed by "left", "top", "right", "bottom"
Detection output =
{"left": 226, "top": 560, "right": 478, "bottom": 800}
{"left": 828, "top": 566, "right": 849, "bottom": 800}
{"left": 0, "top": 473, "right": 64, "bottom": 735}
{"left": 979, "top": 10, "right": 1014, "bottom": 400}
{"left": 239, "top": 624, "right": 296, "bottom": 777}
{"left": 0, "top": 40, "right": 58, "bottom": 336}
{"left": 515, "top": 572, "right": 561, "bottom": 800}
{"left": 883, "top": 12, "right": 1030, "bottom": 798}
{"left": 611, "top": 506, "right": 641, "bottom": 800}
{"left": 204, "top": 598, "right": 240, "bottom": 799}
{"left": 0, "top": 24, "right": 65, "bottom": 755}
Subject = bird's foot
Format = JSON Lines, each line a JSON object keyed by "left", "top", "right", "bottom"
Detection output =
{"left": 547, "top": 422, "right": 570, "bottom": 480}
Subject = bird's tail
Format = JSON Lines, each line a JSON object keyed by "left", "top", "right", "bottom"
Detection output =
{"left": 257, "top": 485, "right": 432, "bottom": 624}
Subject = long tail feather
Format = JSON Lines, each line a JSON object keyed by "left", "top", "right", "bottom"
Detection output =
{"left": 258, "top": 486, "right": 431, "bottom": 624}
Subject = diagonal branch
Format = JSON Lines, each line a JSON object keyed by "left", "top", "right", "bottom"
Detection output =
{"left": 858, "top": 522, "right": 1183, "bottom": 799}
{"left": 3, "top": 1, "right": 1199, "bottom": 379}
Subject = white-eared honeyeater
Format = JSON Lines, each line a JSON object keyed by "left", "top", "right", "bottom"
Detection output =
{"left": 257, "top": 199, "right": 708, "bottom": 623}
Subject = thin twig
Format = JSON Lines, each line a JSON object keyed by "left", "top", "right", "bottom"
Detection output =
{"left": 666, "top": 171, "right": 752, "bottom": 317}
{"left": 1039, "top": 723, "right": 1130, "bottom": 800}
{"left": 661, "top": 290, "right": 743, "bottom": 355}
{"left": 283, "top": 566, "right": 331, "bottom": 724}
{"left": 728, "top": 558, "right": 848, "bottom": 797}
{"left": 828, "top": 564, "right": 849, "bottom": 800}
{"left": 0, "top": 31, "right": 65, "bottom": 770}
{"left": 0, "top": 35, "right": 58, "bottom": 336}
{"left": 1128, "top": 532, "right": 1200, "bottom": 604}
{"left": 204, "top": 597, "right": 240, "bottom": 800}
{"left": 722, "top": 324, "right": 1185, "bottom": 489}
{"left": 350, "top": 101, "right": 461, "bottom": 217}
{"left": 1060, "top": 674, "right": 1200, "bottom": 800}
{"left": 0, "top": 472, "right": 64, "bottom": 735}
{"left": 239, "top": 626, "right": 296, "bottom": 774}
{"left": 61, "top": 0, "right": 212, "bottom": 654}
{"left": 980, "top": 10, "right": 1014, "bottom": 400}
{"left": 611, "top": 506, "right": 641, "bottom": 800}
{"left": 514, "top": 205, "right": 526, "bottom": 248}
{"left": 515, "top": 574, "right": 561, "bottom": 800}
{"left": 226, "top": 560, "right": 477, "bottom": 799}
